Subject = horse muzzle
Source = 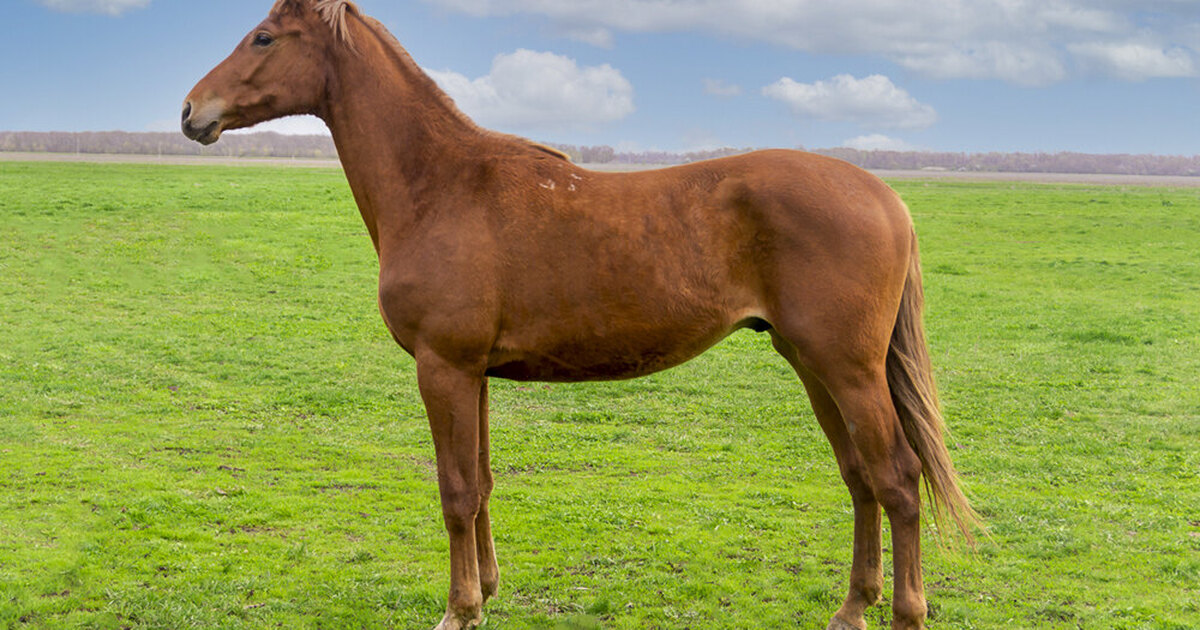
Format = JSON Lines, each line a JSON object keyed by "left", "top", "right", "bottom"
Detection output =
{"left": 181, "top": 98, "right": 226, "bottom": 146}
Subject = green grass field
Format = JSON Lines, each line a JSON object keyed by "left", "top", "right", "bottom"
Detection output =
{"left": 1, "top": 161, "right": 1197, "bottom": 629}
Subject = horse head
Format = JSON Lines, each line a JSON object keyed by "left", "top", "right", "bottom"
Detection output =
{"left": 181, "top": 0, "right": 354, "bottom": 145}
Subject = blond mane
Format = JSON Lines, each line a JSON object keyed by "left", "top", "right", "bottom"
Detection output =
{"left": 268, "top": 0, "right": 569, "bottom": 162}
{"left": 271, "top": 0, "right": 353, "bottom": 45}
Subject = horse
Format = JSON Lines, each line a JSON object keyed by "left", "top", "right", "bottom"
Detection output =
{"left": 182, "top": 2, "right": 978, "bottom": 628}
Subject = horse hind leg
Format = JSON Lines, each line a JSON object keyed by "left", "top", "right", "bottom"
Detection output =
{"left": 772, "top": 334, "right": 884, "bottom": 630}
{"left": 819, "top": 363, "right": 927, "bottom": 630}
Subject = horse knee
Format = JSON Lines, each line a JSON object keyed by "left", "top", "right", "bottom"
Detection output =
{"left": 885, "top": 456, "right": 923, "bottom": 512}
{"left": 873, "top": 477, "right": 920, "bottom": 521}
{"left": 841, "top": 446, "right": 920, "bottom": 523}
{"left": 839, "top": 463, "right": 876, "bottom": 504}
{"left": 441, "top": 487, "right": 481, "bottom": 534}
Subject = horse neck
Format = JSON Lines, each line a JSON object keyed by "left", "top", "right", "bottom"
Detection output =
{"left": 320, "top": 16, "right": 484, "bottom": 253}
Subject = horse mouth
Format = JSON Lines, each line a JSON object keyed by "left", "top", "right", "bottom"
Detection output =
{"left": 183, "top": 119, "right": 222, "bottom": 146}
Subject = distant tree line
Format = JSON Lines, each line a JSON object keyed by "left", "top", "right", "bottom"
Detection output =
{"left": 4, "top": 131, "right": 1200, "bottom": 176}
{"left": 548, "top": 143, "right": 756, "bottom": 166}
{"left": 553, "top": 143, "right": 1200, "bottom": 176}
{"left": 813, "top": 148, "right": 1200, "bottom": 177}
{"left": 0, "top": 131, "right": 338, "bottom": 159}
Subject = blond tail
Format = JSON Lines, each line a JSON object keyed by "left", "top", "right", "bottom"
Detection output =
{"left": 886, "top": 231, "right": 981, "bottom": 545}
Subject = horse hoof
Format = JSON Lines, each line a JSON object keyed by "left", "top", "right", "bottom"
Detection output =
{"left": 827, "top": 616, "right": 866, "bottom": 630}
{"left": 432, "top": 620, "right": 480, "bottom": 630}
{"left": 432, "top": 610, "right": 483, "bottom": 630}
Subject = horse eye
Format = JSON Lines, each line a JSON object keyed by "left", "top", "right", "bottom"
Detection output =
{"left": 253, "top": 32, "right": 275, "bottom": 47}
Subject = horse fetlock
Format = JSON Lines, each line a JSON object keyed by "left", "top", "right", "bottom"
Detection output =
{"left": 852, "top": 577, "right": 884, "bottom": 606}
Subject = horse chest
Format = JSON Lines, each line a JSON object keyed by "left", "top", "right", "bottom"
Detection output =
{"left": 376, "top": 260, "right": 501, "bottom": 358}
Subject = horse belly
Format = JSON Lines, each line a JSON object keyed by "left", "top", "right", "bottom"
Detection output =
{"left": 485, "top": 315, "right": 745, "bottom": 382}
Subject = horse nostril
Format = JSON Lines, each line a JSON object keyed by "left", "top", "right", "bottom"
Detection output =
{"left": 182, "top": 102, "right": 193, "bottom": 123}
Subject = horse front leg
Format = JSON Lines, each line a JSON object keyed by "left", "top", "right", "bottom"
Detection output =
{"left": 475, "top": 378, "right": 500, "bottom": 604}
{"left": 418, "top": 352, "right": 487, "bottom": 630}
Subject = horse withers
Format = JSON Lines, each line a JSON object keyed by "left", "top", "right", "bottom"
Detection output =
{"left": 182, "top": 2, "right": 978, "bottom": 628}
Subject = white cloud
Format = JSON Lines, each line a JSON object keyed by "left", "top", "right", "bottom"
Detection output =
{"left": 229, "top": 115, "right": 331, "bottom": 136}
{"left": 426, "top": 49, "right": 634, "bottom": 131}
{"left": 152, "top": 115, "right": 331, "bottom": 136}
{"left": 680, "top": 128, "right": 726, "bottom": 152}
{"left": 420, "top": 0, "right": 1200, "bottom": 83}
{"left": 891, "top": 42, "right": 1069, "bottom": 87}
{"left": 703, "top": 78, "right": 742, "bottom": 97}
{"left": 145, "top": 118, "right": 179, "bottom": 133}
{"left": 37, "top": 0, "right": 149, "bottom": 15}
{"left": 561, "top": 26, "right": 615, "bottom": 48}
{"left": 763, "top": 74, "right": 937, "bottom": 130}
{"left": 1069, "top": 42, "right": 1196, "bottom": 80}
{"left": 841, "top": 134, "right": 924, "bottom": 152}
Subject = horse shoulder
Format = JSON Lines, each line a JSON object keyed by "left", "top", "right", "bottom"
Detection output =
{"left": 377, "top": 202, "right": 504, "bottom": 361}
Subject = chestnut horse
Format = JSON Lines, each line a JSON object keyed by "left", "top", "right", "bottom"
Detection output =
{"left": 183, "top": 1, "right": 977, "bottom": 628}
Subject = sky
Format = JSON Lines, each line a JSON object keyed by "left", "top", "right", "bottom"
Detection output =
{"left": 4, "top": 0, "right": 1200, "bottom": 155}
